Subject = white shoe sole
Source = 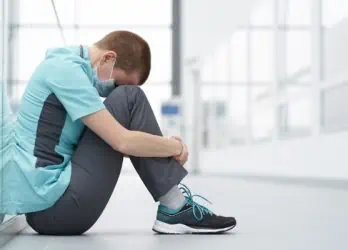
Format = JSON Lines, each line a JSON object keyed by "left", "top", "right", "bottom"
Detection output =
{"left": 152, "top": 220, "right": 236, "bottom": 234}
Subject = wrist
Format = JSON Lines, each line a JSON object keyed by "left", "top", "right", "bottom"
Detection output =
{"left": 171, "top": 138, "right": 183, "bottom": 156}
{"left": 177, "top": 141, "right": 184, "bottom": 156}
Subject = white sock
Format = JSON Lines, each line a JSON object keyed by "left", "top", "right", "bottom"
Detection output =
{"left": 159, "top": 185, "right": 186, "bottom": 210}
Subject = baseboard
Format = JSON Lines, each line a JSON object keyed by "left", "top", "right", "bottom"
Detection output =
{"left": 0, "top": 216, "right": 27, "bottom": 248}
{"left": 197, "top": 172, "right": 348, "bottom": 190}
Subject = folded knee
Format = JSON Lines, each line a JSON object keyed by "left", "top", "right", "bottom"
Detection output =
{"left": 112, "top": 85, "right": 144, "bottom": 97}
{"left": 105, "top": 85, "right": 146, "bottom": 106}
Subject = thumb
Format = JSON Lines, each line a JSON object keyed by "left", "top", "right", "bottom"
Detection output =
{"left": 171, "top": 136, "right": 183, "bottom": 142}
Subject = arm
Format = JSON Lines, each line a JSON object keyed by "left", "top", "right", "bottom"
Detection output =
{"left": 46, "top": 63, "right": 182, "bottom": 158}
{"left": 82, "top": 109, "right": 183, "bottom": 158}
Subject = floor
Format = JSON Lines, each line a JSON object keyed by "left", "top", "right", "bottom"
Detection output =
{"left": 2, "top": 174, "right": 348, "bottom": 250}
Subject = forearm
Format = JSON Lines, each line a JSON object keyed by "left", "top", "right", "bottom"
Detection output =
{"left": 120, "top": 130, "right": 182, "bottom": 157}
{"left": 82, "top": 109, "right": 182, "bottom": 158}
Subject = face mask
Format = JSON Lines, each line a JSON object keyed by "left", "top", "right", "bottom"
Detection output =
{"left": 95, "top": 79, "right": 116, "bottom": 97}
{"left": 94, "top": 58, "right": 116, "bottom": 97}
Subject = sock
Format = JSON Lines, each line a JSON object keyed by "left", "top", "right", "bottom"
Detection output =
{"left": 159, "top": 185, "right": 186, "bottom": 210}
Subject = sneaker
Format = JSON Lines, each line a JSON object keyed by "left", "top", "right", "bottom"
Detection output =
{"left": 152, "top": 184, "right": 237, "bottom": 234}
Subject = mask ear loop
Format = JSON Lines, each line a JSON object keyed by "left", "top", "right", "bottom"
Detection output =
{"left": 95, "top": 54, "right": 116, "bottom": 80}
{"left": 108, "top": 59, "right": 116, "bottom": 80}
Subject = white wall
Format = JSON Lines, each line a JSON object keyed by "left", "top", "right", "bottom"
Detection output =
{"left": 199, "top": 131, "right": 348, "bottom": 179}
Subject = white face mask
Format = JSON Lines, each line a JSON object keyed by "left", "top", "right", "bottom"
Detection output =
{"left": 94, "top": 58, "right": 117, "bottom": 97}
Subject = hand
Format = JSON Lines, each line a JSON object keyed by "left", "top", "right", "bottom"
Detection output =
{"left": 171, "top": 136, "right": 189, "bottom": 166}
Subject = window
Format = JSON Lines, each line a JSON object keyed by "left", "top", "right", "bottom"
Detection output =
{"left": 322, "top": 0, "right": 348, "bottom": 28}
{"left": 279, "top": 98, "right": 311, "bottom": 137}
{"left": 251, "top": 86, "right": 273, "bottom": 140}
{"left": 214, "top": 42, "right": 230, "bottom": 82}
{"left": 202, "top": 85, "right": 248, "bottom": 144}
{"left": 13, "top": 28, "right": 75, "bottom": 80}
{"left": 19, "top": 0, "right": 75, "bottom": 25}
{"left": 250, "top": 30, "right": 275, "bottom": 82}
{"left": 284, "top": 0, "right": 311, "bottom": 26}
{"left": 77, "top": 0, "right": 172, "bottom": 26}
{"left": 322, "top": 0, "right": 348, "bottom": 81}
{"left": 201, "top": 85, "right": 232, "bottom": 148}
{"left": 229, "top": 86, "right": 248, "bottom": 144}
{"left": 229, "top": 30, "right": 248, "bottom": 82}
{"left": 9, "top": 0, "right": 173, "bottom": 110}
{"left": 250, "top": 0, "right": 275, "bottom": 26}
{"left": 201, "top": 53, "right": 215, "bottom": 83}
{"left": 285, "top": 31, "right": 311, "bottom": 81}
{"left": 142, "top": 83, "right": 171, "bottom": 121}
{"left": 251, "top": 100, "right": 273, "bottom": 141}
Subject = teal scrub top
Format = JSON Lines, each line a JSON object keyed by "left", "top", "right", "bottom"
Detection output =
{"left": 0, "top": 46, "right": 106, "bottom": 215}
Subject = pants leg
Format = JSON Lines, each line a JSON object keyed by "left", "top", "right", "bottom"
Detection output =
{"left": 25, "top": 86, "right": 187, "bottom": 235}
{"left": 115, "top": 86, "right": 188, "bottom": 200}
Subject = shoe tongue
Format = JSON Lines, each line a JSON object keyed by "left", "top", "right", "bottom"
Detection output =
{"left": 181, "top": 202, "right": 193, "bottom": 211}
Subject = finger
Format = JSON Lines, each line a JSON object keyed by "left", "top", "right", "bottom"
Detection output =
{"left": 184, "top": 149, "right": 188, "bottom": 159}
{"left": 180, "top": 155, "right": 188, "bottom": 165}
{"left": 185, "top": 145, "right": 189, "bottom": 159}
{"left": 180, "top": 146, "right": 188, "bottom": 160}
{"left": 183, "top": 153, "right": 188, "bottom": 163}
{"left": 183, "top": 144, "right": 188, "bottom": 157}
{"left": 180, "top": 145, "right": 187, "bottom": 159}
{"left": 171, "top": 136, "right": 183, "bottom": 142}
{"left": 183, "top": 152, "right": 188, "bottom": 163}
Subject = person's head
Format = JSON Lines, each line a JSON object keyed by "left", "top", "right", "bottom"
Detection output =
{"left": 90, "top": 30, "right": 151, "bottom": 86}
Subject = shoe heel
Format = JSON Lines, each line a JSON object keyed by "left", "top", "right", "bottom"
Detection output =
{"left": 152, "top": 220, "right": 186, "bottom": 234}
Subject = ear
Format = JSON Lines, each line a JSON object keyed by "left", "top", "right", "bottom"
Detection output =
{"left": 104, "top": 51, "right": 117, "bottom": 62}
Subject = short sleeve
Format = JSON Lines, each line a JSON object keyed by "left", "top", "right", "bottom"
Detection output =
{"left": 47, "top": 62, "right": 105, "bottom": 122}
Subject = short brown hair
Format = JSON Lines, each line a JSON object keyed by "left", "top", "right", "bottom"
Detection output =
{"left": 94, "top": 30, "right": 151, "bottom": 84}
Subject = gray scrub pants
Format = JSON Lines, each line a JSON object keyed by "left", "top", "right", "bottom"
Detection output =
{"left": 25, "top": 85, "right": 188, "bottom": 235}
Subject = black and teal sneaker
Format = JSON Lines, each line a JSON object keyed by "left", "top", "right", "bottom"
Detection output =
{"left": 152, "top": 184, "right": 236, "bottom": 234}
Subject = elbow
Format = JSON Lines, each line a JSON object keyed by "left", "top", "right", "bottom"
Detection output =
{"left": 116, "top": 142, "right": 129, "bottom": 155}
{"left": 113, "top": 132, "right": 131, "bottom": 154}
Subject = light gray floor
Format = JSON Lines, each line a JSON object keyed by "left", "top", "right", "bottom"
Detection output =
{"left": 3, "top": 174, "right": 348, "bottom": 250}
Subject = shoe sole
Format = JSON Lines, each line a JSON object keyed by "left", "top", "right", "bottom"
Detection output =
{"left": 152, "top": 220, "right": 236, "bottom": 235}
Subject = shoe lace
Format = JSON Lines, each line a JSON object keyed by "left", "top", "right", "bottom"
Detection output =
{"left": 179, "top": 184, "right": 213, "bottom": 221}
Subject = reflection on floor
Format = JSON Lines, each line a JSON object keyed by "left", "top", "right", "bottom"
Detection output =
{"left": 3, "top": 174, "right": 348, "bottom": 250}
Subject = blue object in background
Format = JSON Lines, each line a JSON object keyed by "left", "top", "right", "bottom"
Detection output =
{"left": 161, "top": 104, "right": 180, "bottom": 116}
